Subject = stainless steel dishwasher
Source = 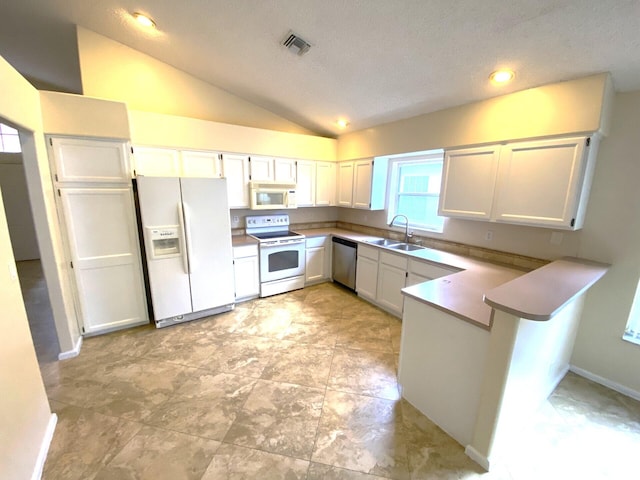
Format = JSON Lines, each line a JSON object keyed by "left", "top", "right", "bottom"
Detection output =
{"left": 332, "top": 237, "right": 357, "bottom": 290}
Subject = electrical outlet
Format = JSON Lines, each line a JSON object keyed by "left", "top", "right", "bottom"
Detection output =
{"left": 485, "top": 230, "right": 493, "bottom": 241}
{"left": 550, "top": 231, "right": 564, "bottom": 245}
{"left": 232, "top": 215, "right": 239, "bottom": 224}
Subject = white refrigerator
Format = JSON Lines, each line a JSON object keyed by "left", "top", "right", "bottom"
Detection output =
{"left": 137, "top": 176, "right": 235, "bottom": 328}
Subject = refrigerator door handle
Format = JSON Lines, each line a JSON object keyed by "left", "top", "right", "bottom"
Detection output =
{"left": 182, "top": 201, "right": 195, "bottom": 274}
{"left": 177, "top": 202, "right": 191, "bottom": 274}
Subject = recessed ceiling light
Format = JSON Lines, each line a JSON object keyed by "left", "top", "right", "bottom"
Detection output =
{"left": 133, "top": 12, "right": 156, "bottom": 29}
{"left": 489, "top": 69, "right": 515, "bottom": 84}
{"left": 336, "top": 119, "right": 350, "bottom": 129}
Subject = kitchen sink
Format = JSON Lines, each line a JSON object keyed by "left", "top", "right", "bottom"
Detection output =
{"left": 367, "top": 238, "right": 401, "bottom": 247}
{"left": 388, "top": 243, "right": 426, "bottom": 252}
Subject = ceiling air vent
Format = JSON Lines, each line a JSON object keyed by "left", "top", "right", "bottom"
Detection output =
{"left": 282, "top": 32, "right": 311, "bottom": 56}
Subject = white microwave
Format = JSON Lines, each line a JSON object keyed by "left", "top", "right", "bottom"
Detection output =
{"left": 249, "top": 181, "right": 297, "bottom": 210}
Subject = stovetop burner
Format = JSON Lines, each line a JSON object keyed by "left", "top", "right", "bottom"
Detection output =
{"left": 251, "top": 230, "right": 301, "bottom": 240}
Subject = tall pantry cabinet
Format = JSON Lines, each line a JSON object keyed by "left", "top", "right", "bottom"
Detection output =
{"left": 48, "top": 137, "right": 148, "bottom": 335}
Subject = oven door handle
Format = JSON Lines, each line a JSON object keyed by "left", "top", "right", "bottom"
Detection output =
{"left": 261, "top": 238, "right": 305, "bottom": 247}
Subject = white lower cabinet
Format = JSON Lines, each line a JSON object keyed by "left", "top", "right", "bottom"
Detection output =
{"left": 377, "top": 252, "right": 408, "bottom": 316}
{"left": 305, "top": 236, "right": 331, "bottom": 284}
{"left": 355, "top": 245, "right": 379, "bottom": 301}
{"left": 355, "top": 244, "right": 460, "bottom": 317}
{"left": 233, "top": 244, "right": 259, "bottom": 302}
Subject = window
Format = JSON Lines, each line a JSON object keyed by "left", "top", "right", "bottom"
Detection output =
{"left": 624, "top": 316, "right": 640, "bottom": 346}
{"left": 0, "top": 123, "right": 21, "bottom": 153}
{"left": 387, "top": 151, "right": 445, "bottom": 233}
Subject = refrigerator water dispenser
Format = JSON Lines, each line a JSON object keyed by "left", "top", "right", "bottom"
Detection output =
{"left": 147, "top": 227, "right": 181, "bottom": 259}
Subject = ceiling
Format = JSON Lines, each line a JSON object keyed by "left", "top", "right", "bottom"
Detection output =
{"left": 1, "top": 0, "right": 639, "bottom": 137}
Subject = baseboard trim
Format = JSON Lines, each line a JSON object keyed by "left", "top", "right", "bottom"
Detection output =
{"left": 465, "top": 445, "right": 490, "bottom": 471}
{"left": 569, "top": 365, "right": 640, "bottom": 401}
{"left": 31, "top": 413, "right": 57, "bottom": 480}
{"left": 58, "top": 335, "right": 82, "bottom": 360}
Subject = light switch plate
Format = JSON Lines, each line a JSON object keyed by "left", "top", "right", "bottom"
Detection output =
{"left": 8, "top": 261, "right": 17, "bottom": 281}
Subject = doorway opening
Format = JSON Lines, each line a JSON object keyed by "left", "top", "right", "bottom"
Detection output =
{"left": 0, "top": 120, "right": 60, "bottom": 362}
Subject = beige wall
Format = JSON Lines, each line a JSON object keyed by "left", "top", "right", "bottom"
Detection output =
{"left": 0, "top": 55, "right": 79, "bottom": 354}
{"left": 0, "top": 153, "right": 39, "bottom": 260}
{"left": 571, "top": 91, "right": 640, "bottom": 394}
{"left": 77, "top": 27, "right": 315, "bottom": 136}
{"left": 129, "top": 110, "right": 337, "bottom": 161}
{"left": 0, "top": 186, "right": 52, "bottom": 478}
{"left": 338, "top": 73, "right": 612, "bottom": 160}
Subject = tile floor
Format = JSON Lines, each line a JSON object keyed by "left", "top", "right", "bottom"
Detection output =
{"left": 19, "top": 259, "right": 640, "bottom": 479}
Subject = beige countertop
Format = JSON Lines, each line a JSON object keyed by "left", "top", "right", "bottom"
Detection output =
{"left": 484, "top": 257, "right": 609, "bottom": 321}
{"left": 294, "top": 228, "right": 609, "bottom": 329}
{"left": 231, "top": 234, "right": 258, "bottom": 247}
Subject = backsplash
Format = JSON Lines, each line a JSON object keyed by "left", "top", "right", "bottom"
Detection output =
{"left": 335, "top": 221, "right": 549, "bottom": 271}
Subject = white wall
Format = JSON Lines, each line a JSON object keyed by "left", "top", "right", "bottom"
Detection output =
{"left": 0, "top": 153, "right": 40, "bottom": 260}
{"left": 77, "top": 27, "right": 315, "bottom": 136}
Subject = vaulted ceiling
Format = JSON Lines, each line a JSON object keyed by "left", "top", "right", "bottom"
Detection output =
{"left": 1, "top": 1, "right": 639, "bottom": 137}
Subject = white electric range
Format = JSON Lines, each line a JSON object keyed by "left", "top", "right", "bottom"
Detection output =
{"left": 246, "top": 214, "right": 306, "bottom": 297}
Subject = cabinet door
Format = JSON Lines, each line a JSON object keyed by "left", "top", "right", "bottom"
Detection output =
{"left": 58, "top": 187, "right": 148, "bottom": 334}
{"left": 406, "top": 272, "right": 429, "bottom": 287}
{"left": 250, "top": 156, "right": 274, "bottom": 181}
{"left": 234, "top": 255, "right": 260, "bottom": 301}
{"left": 438, "top": 146, "right": 500, "bottom": 220}
{"left": 133, "top": 147, "right": 181, "bottom": 177}
{"left": 376, "top": 263, "right": 406, "bottom": 316}
{"left": 353, "top": 159, "right": 374, "bottom": 209}
{"left": 316, "top": 161, "right": 336, "bottom": 206}
{"left": 305, "top": 246, "right": 325, "bottom": 283}
{"left": 275, "top": 158, "right": 297, "bottom": 183}
{"left": 337, "top": 162, "right": 354, "bottom": 207}
{"left": 493, "top": 137, "right": 588, "bottom": 228}
{"left": 50, "top": 137, "right": 130, "bottom": 183}
{"left": 296, "top": 160, "right": 316, "bottom": 206}
{"left": 222, "top": 154, "right": 250, "bottom": 208}
{"left": 181, "top": 151, "right": 221, "bottom": 178}
{"left": 355, "top": 255, "right": 378, "bottom": 300}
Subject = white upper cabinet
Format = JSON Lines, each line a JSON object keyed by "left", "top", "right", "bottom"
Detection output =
{"left": 221, "top": 153, "right": 250, "bottom": 208}
{"left": 315, "top": 161, "right": 336, "bottom": 206}
{"left": 180, "top": 151, "right": 221, "bottom": 178}
{"left": 249, "top": 155, "right": 274, "bottom": 181}
{"left": 274, "top": 158, "right": 297, "bottom": 183}
{"left": 133, "top": 147, "right": 221, "bottom": 178}
{"left": 438, "top": 145, "right": 500, "bottom": 220}
{"left": 493, "top": 136, "right": 595, "bottom": 229}
{"left": 338, "top": 158, "right": 387, "bottom": 210}
{"left": 438, "top": 135, "right": 598, "bottom": 230}
{"left": 49, "top": 137, "right": 131, "bottom": 184}
{"left": 296, "top": 160, "right": 316, "bottom": 207}
{"left": 133, "top": 147, "right": 181, "bottom": 177}
{"left": 337, "top": 161, "right": 355, "bottom": 207}
{"left": 250, "top": 156, "right": 297, "bottom": 183}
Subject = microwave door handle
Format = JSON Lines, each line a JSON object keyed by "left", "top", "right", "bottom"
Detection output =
{"left": 177, "top": 202, "right": 191, "bottom": 274}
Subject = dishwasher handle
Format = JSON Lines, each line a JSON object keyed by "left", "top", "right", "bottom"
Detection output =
{"left": 332, "top": 236, "right": 358, "bottom": 249}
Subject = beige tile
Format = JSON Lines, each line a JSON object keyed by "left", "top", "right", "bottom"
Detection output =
{"left": 224, "top": 379, "right": 324, "bottom": 459}
{"left": 328, "top": 348, "right": 400, "bottom": 400}
{"left": 144, "top": 372, "right": 256, "bottom": 440}
{"left": 197, "top": 334, "right": 283, "bottom": 378}
{"left": 261, "top": 344, "right": 334, "bottom": 388}
{"left": 312, "top": 390, "right": 409, "bottom": 479}
{"left": 93, "top": 425, "right": 220, "bottom": 480}
{"left": 335, "top": 318, "right": 393, "bottom": 352}
{"left": 307, "top": 463, "right": 392, "bottom": 479}
{"left": 43, "top": 403, "right": 142, "bottom": 480}
{"left": 202, "top": 443, "right": 309, "bottom": 479}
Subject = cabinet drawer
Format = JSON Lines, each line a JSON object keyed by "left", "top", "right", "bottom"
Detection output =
{"left": 233, "top": 244, "right": 258, "bottom": 259}
{"left": 358, "top": 244, "right": 379, "bottom": 261}
{"left": 379, "top": 251, "right": 408, "bottom": 270}
{"left": 306, "top": 236, "right": 328, "bottom": 248}
{"left": 409, "top": 259, "right": 458, "bottom": 279}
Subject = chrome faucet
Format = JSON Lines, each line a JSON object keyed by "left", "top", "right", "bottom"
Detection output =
{"left": 388, "top": 214, "right": 412, "bottom": 243}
